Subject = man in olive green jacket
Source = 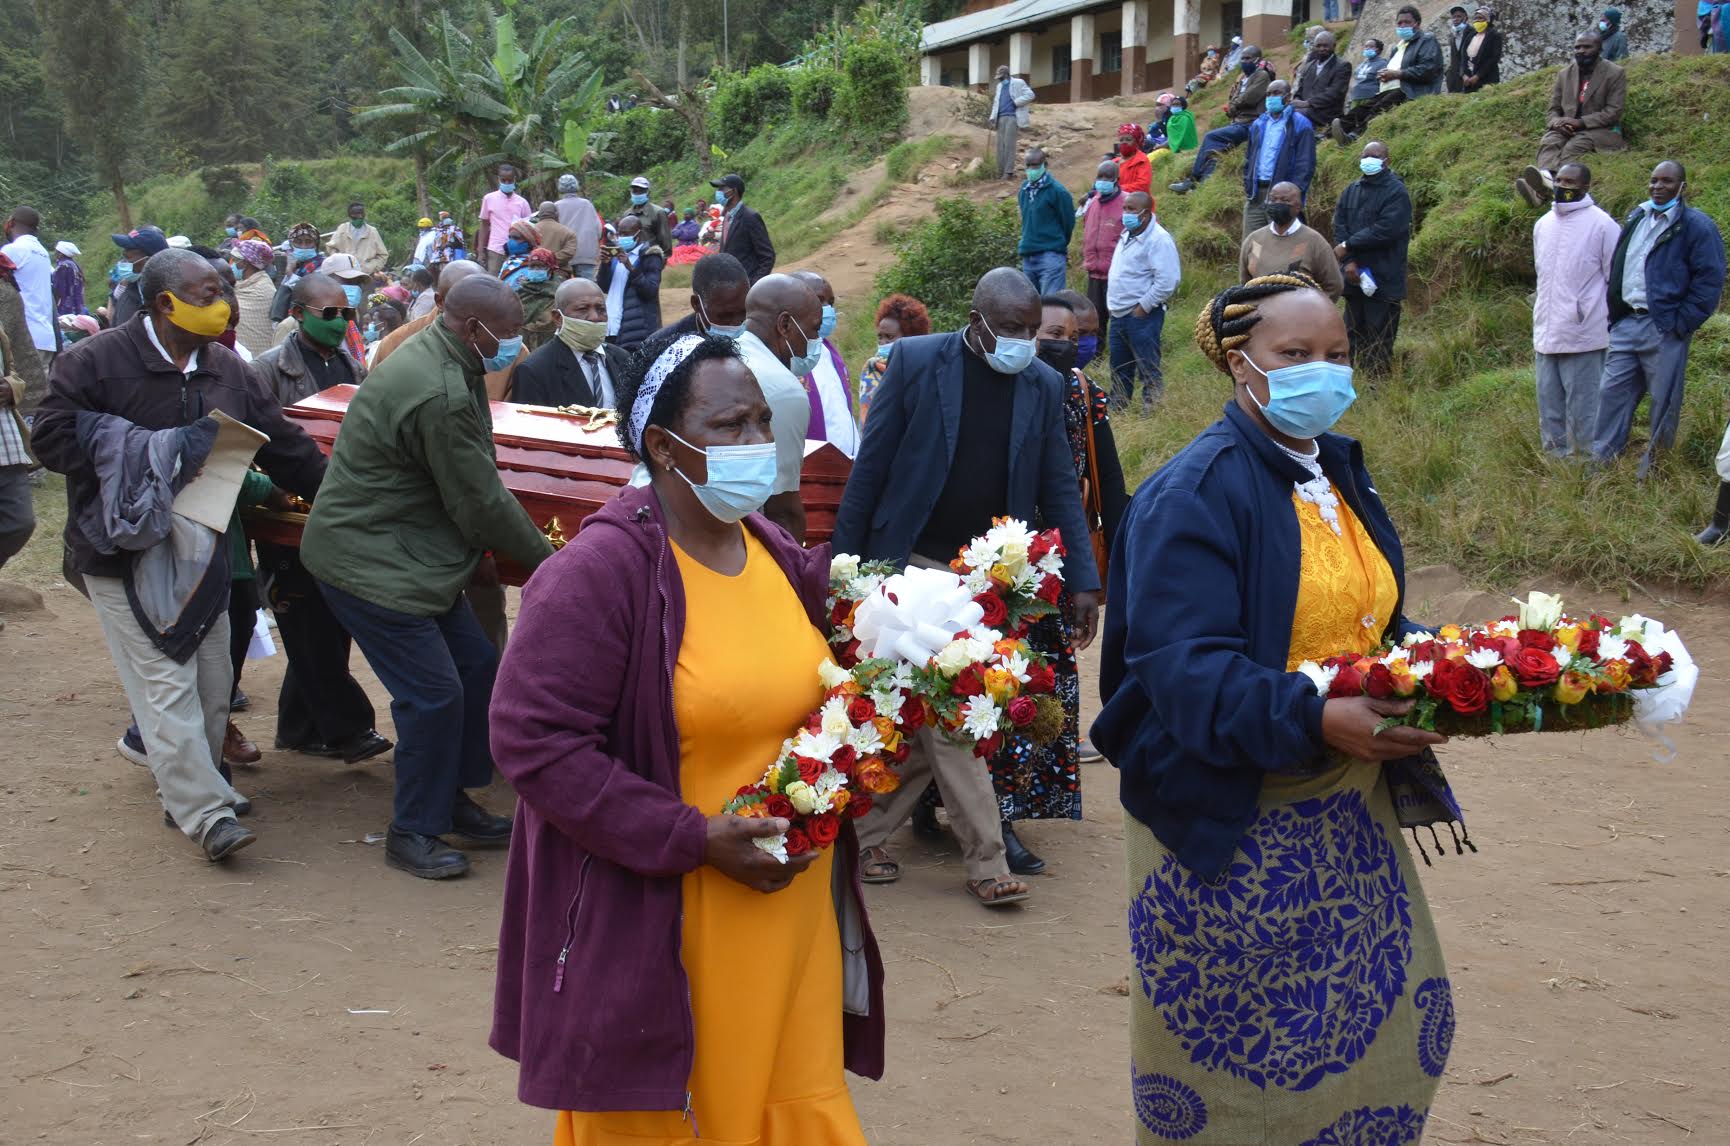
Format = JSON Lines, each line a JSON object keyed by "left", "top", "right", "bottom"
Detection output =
{"left": 303, "top": 275, "right": 553, "bottom": 880}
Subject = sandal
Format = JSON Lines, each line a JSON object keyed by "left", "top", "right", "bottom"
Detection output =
{"left": 860, "top": 846, "right": 901, "bottom": 884}
{"left": 966, "top": 875, "right": 1031, "bottom": 908}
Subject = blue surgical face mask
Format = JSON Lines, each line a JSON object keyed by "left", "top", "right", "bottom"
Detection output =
{"left": 1120, "top": 212, "right": 1143, "bottom": 230}
{"left": 475, "top": 318, "right": 523, "bottom": 372}
{"left": 666, "top": 430, "right": 778, "bottom": 523}
{"left": 976, "top": 312, "right": 1036, "bottom": 375}
{"left": 1598, "top": 18, "right": 1609, "bottom": 30}
{"left": 876, "top": 342, "right": 896, "bottom": 360}
{"left": 1265, "top": 95, "right": 1285, "bottom": 114}
{"left": 714, "top": 190, "right": 728, "bottom": 206}
{"left": 1076, "top": 333, "right": 1099, "bottom": 370}
{"left": 1095, "top": 179, "right": 1118, "bottom": 196}
{"left": 363, "top": 323, "right": 380, "bottom": 343}
{"left": 1363, "top": 47, "right": 1377, "bottom": 58}
{"left": 617, "top": 235, "right": 637, "bottom": 252}
{"left": 342, "top": 284, "right": 363, "bottom": 307}
{"left": 1025, "top": 165, "right": 1046, "bottom": 182}
{"left": 225, "top": 226, "right": 238, "bottom": 237}
{"left": 1359, "top": 157, "right": 1385, "bottom": 176}
{"left": 1642, "top": 197, "right": 1678, "bottom": 214}
{"left": 498, "top": 181, "right": 517, "bottom": 194}
{"left": 115, "top": 260, "right": 140, "bottom": 283}
{"left": 631, "top": 192, "right": 649, "bottom": 206}
{"left": 1396, "top": 25, "right": 1416, "bottom": 39}
{"left": 697, "top": 297, "right": 743, "bottom": 339}
{"left": 785, "top": 313, "right": 822, "bottom": 377}
{"left": 292, "top": 246, "right": 317, "bottom": 264}
{"left": 1241, "top": 354, "right": 1358, "bottom": 438}
{"left": 517, "top": 268, "right": 550, "bottom": 284}
{"left": 818, "top": 303, "right": 837, "bottom": 340}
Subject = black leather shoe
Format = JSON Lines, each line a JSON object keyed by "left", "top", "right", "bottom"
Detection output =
{"left": 166, "top": 796, "right": 251, "bottom": 829}
{"left": 230, "top": 689, "right": 250, "bottom": 712}
{"left": 386, "top": 826, "right": 470, "bottom": 879}
{"left": 338, "top": 729, "right": 394, "bottom": 764}
{"left": 1002, "top": 820, "right": 1046, "bottom": 875}
{"left": 911, "top": 803, "right": 943, "bottom": 839}
{"left": 202, "top": 818, "right": 256, "bottom": 862}
{"left": 275, "top": 737, "right": 343, "bottom": 758}
{"left": 449, "top": 794, "right": 512, "bottom": 846}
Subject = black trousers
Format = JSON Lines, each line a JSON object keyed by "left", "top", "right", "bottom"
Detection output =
{"left": 1086, "top": 275, "right": 1112, "bottom": 356}
{"left": 1338, "top": 90, "right": 1406, "bottom": 136}
{"left": 227, "top": 579, "right": 259, "bottom": 690}
{"left": 1344, "top": 289, "right": 1402, "bottom": 377}
{"left": 255, "top": 542, "right": 378, "bottom": 748}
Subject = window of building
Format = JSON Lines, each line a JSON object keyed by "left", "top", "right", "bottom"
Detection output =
{"left": 1221, "top": 2, "right": 1243, "bottom": 43}
{"left": 1052, "top": 44, "right": 1071, "bottom": 83}
{"left": 1100, "top": 32, "right": 1123, "bottom": 73}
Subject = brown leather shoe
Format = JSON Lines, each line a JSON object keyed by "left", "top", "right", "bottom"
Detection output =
{"left": 224, "top": 721, "right": 262, "bottom": 767}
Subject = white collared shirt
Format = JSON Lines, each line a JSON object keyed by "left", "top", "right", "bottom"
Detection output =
{"left": 571, "top": 344, "right": 615, "bottom": 407}
{"left": 142, "top": 313, "right": 199, "bottom": 375}
{"left": 0, "top": 233, "right": 55, "bottom": 351}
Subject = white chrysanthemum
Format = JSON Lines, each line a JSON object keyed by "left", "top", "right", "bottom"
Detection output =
{"left": 962, "top": 636, "right": 999, "bottom": 664}
{"left": 815, "top": 770, "right": 845, "bottom": 798}
{"left": 960, "top": 540, "right": 999, "bottom": 573}
{"left": 1487, "top": 620, "right": 1519, "bottom": 638}
{"left": 986, "top": 519, "right": 1034, "bottom": 552}
{"left": 830, "top": 554, "right": 861, "bottom": 583}
{"left": 962, "top": 569, "right": 993, "bottom": 595}
{"left": 794, "top": 728, "right": 844, "bottom": 761}
{"left": 1596, "top": 634, "right": 1629, "bottom": 663}
{"left": 1036, "top": 550, "right": 1065, "bottom": 576}
{"left": 848, "top": 721, "right": 886, "bottom": 756}
{"left": 1410, "top": 660, "right": 1435, "bottom": 681}
{"left": 1547, "top": 646, "right": 1572, "bottom": 674}
{"left": 752, "top": 833, "right": 789, "bottom": 864}
{"left": 999, "top": 651, "right": 1032, "bottom": 683}
{"left": 934, "top": 639, "right": 976, "bottom": 677}
{"left": 871, "top": 690, "right": 900, "bottom": 718}
{"left": 783, "top": 781, "right": 819, "bottom": 816}
{"left": 1295, "top": 660, "right": 1337, "bottom": 696}
{"left": 1012, "top": 566, "right": 1040, "bottom": 595}
{"left": 817, "top": 660, "right": 852, "bottom": 689}
{"left": 959, "top": 696, "right": 1002, "bottom": 740}
{"left": 887, "top": 662, "right": 916, "bottom": 691}
{"left": 1465, "top": 648, "right": 1502, "bottom": 671}
{"left": 1402, "top": 630, "right": 1428, "bottom": 648}
{"left": 1383, "top": 646, "right": 1411, "bottom": 664}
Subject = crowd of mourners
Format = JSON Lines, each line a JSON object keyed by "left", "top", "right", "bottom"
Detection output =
{"left": 0, "top": 8, "right": 1725, "bottom": 1145}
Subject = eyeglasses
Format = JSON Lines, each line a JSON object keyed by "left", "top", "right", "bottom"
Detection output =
{"left": 298, "top": 305, "right": 357, "bottom": 322}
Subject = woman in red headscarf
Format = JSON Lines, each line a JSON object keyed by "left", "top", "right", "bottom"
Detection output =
{"left": 1114, "top": 123, "right": 1153, "bottom": 195}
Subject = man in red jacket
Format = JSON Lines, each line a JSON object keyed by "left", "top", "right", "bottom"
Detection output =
{"left": 1080, "top": 160, "right": 1130, "bottom": 350}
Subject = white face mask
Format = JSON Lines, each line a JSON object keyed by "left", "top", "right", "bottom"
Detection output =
{"left": 666, "top": 430, "right": 779, "bottom": 522}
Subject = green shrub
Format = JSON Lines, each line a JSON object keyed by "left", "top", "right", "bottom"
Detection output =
{"left": 609, "top": 106, "right": 692, "bottom": 175}
{"left": 874, "top": 197, "right": 1020, "bottom": 329}
{"left": 708, "top": 65, "right": 796, "bottom": 152}
{"left": 837, "top": 37, "right": 909, "bottom": 144}
{"left": 792, "top": 65, "right": 842, "bottom": 121}
{"left": 199, "top": 165, "right": 252, "bottom": 210}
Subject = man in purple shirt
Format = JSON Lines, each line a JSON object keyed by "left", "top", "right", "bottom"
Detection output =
{"left": 51, "top": 241, "right": 86, "bottom": 317}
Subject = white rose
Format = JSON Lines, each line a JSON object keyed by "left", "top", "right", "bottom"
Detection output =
{"left": 817, "top": 660, "right": 851, "bottom": 689}
{"left": 784, "top": 781, "right": 819, "bottom": 815}
{"left": 1514, "top": 591, "right": 1565, "bottom": 632}
{"left": 830, "top": 554, "right": 861, "bottom": 583}
{"left": 934, "top": 639, "right": 976, "bottom": 677}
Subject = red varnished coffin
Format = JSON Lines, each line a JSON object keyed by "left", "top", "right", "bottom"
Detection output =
{"left": 243, "top": 384, "right": 853, "bottom": 585}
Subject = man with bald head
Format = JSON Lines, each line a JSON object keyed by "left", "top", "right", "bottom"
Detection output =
{"left": 35, "top": 247, "right": 328, "bottom": 861}
{"left": 791, "top": 269, "right": 860, "bottom": 457}
{"left": 302, "top": 274, "right": 554, "bottom": 881}
{"left": 1333, "top": 140, "right": 1412, "bottom": 376}
{"left": 370, "top": 258, "right": 484, "bottom": 369}
{"left": 509, "top": 276, "right": 629, "bottom": 408}
{"left": 736, "top": 272, "right": 822, "bottom": 540}
{"left": 834, "top": 267, "right": 1103, "bottom": 908}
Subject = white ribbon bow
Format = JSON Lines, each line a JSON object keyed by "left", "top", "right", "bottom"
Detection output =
{"left": 851, "top": 566, "right": 986, "bottom": 665}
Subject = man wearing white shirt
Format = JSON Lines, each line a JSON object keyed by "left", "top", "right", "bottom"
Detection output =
{"left": 3, "top": 206, "right": 58, "bottom": 375}
{"left": 735, "top": 274, "right": 821, "bottom": 541}
{"left": 1104, "top": 191, "right": 1181, "bottom": 410}
{"left": 411, "top": 218, "right": 437, "bottom": 266}
{"left": 1238, "top": 182, "right": 1344, "bottom": 299}
{"left": 792, "top": 270, "right": 860, "bottom": 459}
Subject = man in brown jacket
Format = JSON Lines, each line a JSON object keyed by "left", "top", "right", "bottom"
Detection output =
{"left": 533, "top": 202, "right": 579, "bottom": 276}
{"left": 1517, "top": 31, "right": 1626, "bottom": 206}
{"left": 1170, "top": 45, "right": 1271, "bottom": 193}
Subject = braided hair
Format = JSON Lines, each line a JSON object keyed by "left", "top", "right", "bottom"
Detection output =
{"left": 1193, "top": 273, "right": 1324, "bottom": 375}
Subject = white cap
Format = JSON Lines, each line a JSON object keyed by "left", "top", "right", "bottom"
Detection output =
{"left": 55, "top": 240, "right": 82, "bottom": 257}
{"left": 319, "top": 252, "right": 368, "bottom": 282}
{"left": 167, "top": 235, "right": 192, "bottom": 249}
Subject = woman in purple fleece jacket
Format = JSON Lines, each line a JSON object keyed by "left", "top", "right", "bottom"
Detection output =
{"left": 489, "top": 331, "right": 884, "bottom": 1143}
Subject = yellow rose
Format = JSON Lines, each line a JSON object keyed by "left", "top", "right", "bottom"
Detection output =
{"left": 1438, "top": 624, "right": 1463, "bottom": 641}
{"left": 830, "top": 789, "right": 851, "bottom": 812}
{"left": 983, "top": 667, "right": 1020, "bottom": 703}
{"left": 988, "top": 563, "right": 1015, "bottom": 590}
{"left": 1490, "top": 665, "right": 1518, "bottom": 702}
{"left": 1554, "top": 672, "right": 1592, "bottom": 705}
{"left": 1387, "top": 662, "right": 1417, "bottom": 698}
{"left": 784, "top": 781, "right": 819, "bottom": 815}
{"left": 1598, "top": 659, "right": 1632, "bottom": 693}
{"left": 1554, "top": 624, "right": 1580, "bottom": 651}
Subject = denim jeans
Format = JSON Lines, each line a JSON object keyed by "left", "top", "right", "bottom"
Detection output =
{"left": 1108, "top": 306, "right": 1166, "bottom": 407}
{"left": 1021, "top": 250, "right": 1068, "bottom": 295}
{"left": 318, "top": 583, "right": 499, "bottom": 836}
{"left": 1190, "top": 122, "right": 1250, "bottom": 182}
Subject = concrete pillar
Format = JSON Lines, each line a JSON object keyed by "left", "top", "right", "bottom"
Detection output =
{"left": 1121, "top": 0, "right": 1150, "bottom": 96}
{"left": 920, "top": 55, "right": 942, "bottom": 86}
{"left": 1172, "top": 0, "right": 1200, "bottom": 90}
{"left": 1241, "top": 0, "right": 1290, "bottom": 59}
{"left": 1010, "top": 31, "right": 1035, "bottom": 80}
{"left": 969, "top": 42, "right": 994, "bottom": 87}
{"left": 1071, "top": 12, "right": 1097, "bottom": 102}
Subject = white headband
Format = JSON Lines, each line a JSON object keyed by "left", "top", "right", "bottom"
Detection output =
{"left": 629, "top": 334, "right": 706, "bottom": 455}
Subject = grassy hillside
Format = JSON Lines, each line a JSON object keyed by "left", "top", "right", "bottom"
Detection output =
{"left": 1107, "top": 53, "right": 1730, "bottom": 590}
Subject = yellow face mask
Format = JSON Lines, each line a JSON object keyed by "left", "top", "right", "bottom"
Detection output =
{"left": 1471, "top": 19, "right": 1488, "bottom": 31}
{"left": 164, "top": 292, "right": 233, "bottom": 339}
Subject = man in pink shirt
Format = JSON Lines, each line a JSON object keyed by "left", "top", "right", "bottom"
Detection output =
{"left": 1531, "top": 161, "right": 1620, "bottom": 457}
{"left": 477, "top": 163, "right": 532, "bottom": 275}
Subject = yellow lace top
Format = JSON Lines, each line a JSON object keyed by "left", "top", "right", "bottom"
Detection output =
{"left": 1285, "top": 486, "right": 1400, "bottom": 671}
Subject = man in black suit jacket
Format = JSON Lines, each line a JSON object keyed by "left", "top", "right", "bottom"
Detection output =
{"left": 711, "top": 173, "right": 776, "bottom": 283}
{"left": 1292, "top": 31, "right": 1351, "bottom": 131}
{"left": 1445, "top": 5, "right": 1471, "bottom": 92}
{"left": 833, "top": 268, "right": 1103, "bottom": 907}
{"left": 509, "top": 278, "right": 631, "bottom": 408}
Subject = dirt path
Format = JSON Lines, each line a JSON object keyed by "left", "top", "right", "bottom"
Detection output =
{"left": 2, "top": 562, "right": 1725, "bottom": 1144}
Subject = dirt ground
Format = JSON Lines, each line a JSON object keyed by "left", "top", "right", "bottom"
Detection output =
{"left": 1, "top": 559, "right": 1726, "bottom": 1145}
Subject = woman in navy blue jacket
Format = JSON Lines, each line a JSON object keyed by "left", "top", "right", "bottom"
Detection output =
{"left": 1094, "top": 274, "right": 1466, "bottom": 1144}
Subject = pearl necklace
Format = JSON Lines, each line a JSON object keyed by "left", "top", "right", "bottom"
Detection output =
{"left": 1275, "top": 439, "right": 1341, "bottom": 536}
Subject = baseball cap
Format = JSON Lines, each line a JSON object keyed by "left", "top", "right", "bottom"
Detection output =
{"left": 111, "top": 226, "right": 169, "bottom": 255}
{"left": 709, "top": 174, "right": 746, "bottom": 195}
{"left": 320, "top": 252, "right": 368, "bottom": 282}
{"left": 629, "top": 176, "right": 651, "bottom": 191}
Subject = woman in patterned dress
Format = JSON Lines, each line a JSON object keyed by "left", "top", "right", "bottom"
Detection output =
{"left": 856, "top": 294, "right": 929, "bottom": 422}
{"left": 1093, "top": 275, "right": 1464, "bottom": 1144}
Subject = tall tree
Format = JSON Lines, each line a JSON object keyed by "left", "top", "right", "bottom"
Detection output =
{"left": 35, "top": 0, "right": 147, "bottom": 227}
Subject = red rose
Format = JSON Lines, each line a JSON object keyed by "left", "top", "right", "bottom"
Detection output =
{"left": 1432, "top": 659, "right": 1490, "bottom": 715}
{"left": 1007, "top": 696, "right": 1038, "bottom": 727}
{"left": 795, "top": 755, "right": 824, "bottom": 785}
{"left": 974, "top": 592, "right": 1009, "bottom": 628}
{"left": 892, "top": 743, "right": 911, "bottom": 764}
{"left": 829, "top": 599, "right": 852, "bottom": 627}
{"left": 1575, "top": 628, "right": 1601, "bottom": 657}
{"left": 1035, "top": 575, "right": 1062, "bottom": 604}
{"left": 784, "top": 829, "right": 812, "bottom": 856}
{"left": 952, "top": 664, "right": 986, "bottom": 698}
{"left": 839, "top": 639, "right": 862, "bottom": 667}
{"left": 1506, "top": 645, "right": 1560, "bottom": 689}
{"left": 1407, "top": 640, "right": 1440, "bottom": 664}
{"left": 1327, "top": 664, "right": 1365, "bottom": 699}
{"left": 974, "top": 732, "right": 1004, "bottom": 759}
{"left": 1625, "top": 641, "right": 1659, "bottom": 684}
{"left": 899, "top": 695, "right": 927, "bottom": 729}
{"left": 806, "top": 813, "right": 841, "bottom": 848}
{"left": 1654, "top": 650, "right": 1674, "bottom": 677}
{"left": 1024, "top": 663, "right": 1057, "bottom": 694}
{"left": 735, "top": 784, "right": 762, "bottom": 800}
{"left": 765, "top": 794, "right": 795, "bottom": 819}
{"left": 830, "top": 745, "right": 858, "bottom": 776}
{"left": 1364, "top": 663, "right": 1398, "bottom": 699}
{"left": 847, "top": 794, "right": 873, "bottom": 818}
{"left": 1517, "top": 629, "right": 1557, "bottom": 652}
{"left": 848, "top": 697, "right": 877, "bottom": 724}
{"left": 1028, "top": 535, "right": 1052, "bottom": 562}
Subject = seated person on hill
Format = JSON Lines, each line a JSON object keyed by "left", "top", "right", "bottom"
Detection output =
{"left": 1169, "top": 44, "right": 1271, "bottom": 193}
{"left": 1330, "top": 5, "right": 1444, "bottom": 144}
{"left": 1111, "top": 123, "right": 1153, "bottom": 194}
{"left": 1515, "top": 31, "right": 1627, "bottom": 207}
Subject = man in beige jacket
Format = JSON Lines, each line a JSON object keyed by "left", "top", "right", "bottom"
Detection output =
{"left": 327, "top": 200, "right": 390, "bottom": 274}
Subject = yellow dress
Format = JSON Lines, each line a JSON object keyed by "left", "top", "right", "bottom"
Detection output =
{"left": 556, "top": 528, "right": 866, "bottom": 1146}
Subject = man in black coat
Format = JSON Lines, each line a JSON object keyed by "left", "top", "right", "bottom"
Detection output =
{"left": 711, "top": 173, "right": 776, "bottom": 283}
{"left": 510, "top": 278, "right": 632, "bottom": 409}
{"left": 1292, "top": 30, "right": 1351, "bottom": 132}
{"left": 1332, "top": 140, "right": 1413, "bottom": 377}
{"left": 1445, "top": 5, "right": 1471, "bottom": 92}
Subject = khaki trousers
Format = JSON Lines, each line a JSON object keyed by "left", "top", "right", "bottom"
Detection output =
{"left": 854, "top": 554, "right": 1008, "bottom": 882}
{"left": 86, "top": 575, "right": 244, "bottom": 843}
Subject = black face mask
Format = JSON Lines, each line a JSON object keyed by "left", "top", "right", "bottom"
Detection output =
{"left": 1554, "top": 186, "right": 1585, "bottom": 204}
{"left": 1266, "top": 202, "right": 1298, "bottom": 226}
{"left": 1575, "top": 52, "right": 1598, "bottom": 69}
{"left": 1037, "top": 338, "right": 1078, "bottom": 375}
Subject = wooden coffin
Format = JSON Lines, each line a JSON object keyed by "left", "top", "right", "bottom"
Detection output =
{"left": 242, "top": 384, "right": 854, "bottom": 586}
